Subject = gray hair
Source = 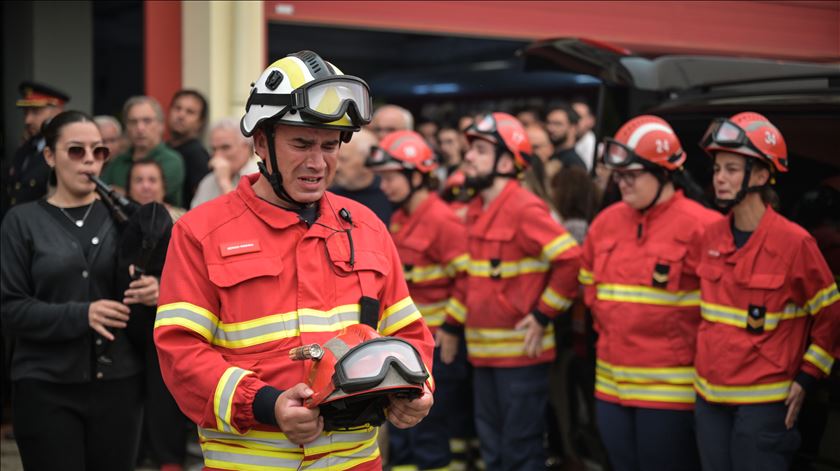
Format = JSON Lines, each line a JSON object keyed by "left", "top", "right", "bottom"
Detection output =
{"left": 373, "top": 104, "right": 414, "bottom": 130}
{"left": 122, "top": 95, "right": 164, "bottom": 123}
{"left": 94, "top": 115, "right": 122, "bottom": 134}
{"left": 209, "top": 117, "right": 253, "bottom": 148}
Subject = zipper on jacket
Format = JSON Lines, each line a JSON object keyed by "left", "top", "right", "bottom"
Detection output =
{"left": 637, "top": 223, "right": 643, "bottom": 240}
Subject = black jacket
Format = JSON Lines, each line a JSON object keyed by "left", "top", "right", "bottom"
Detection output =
{"left": 0, "top": 200, "right": 141, "bottom": 383}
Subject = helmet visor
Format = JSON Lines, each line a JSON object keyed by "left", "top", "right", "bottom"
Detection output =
{"left": 700, "top": 118, "right": 747, "bottom": 149}
{"left": 365, "top": 146, "right": 402, "bottom": 170}
{"left": 334, "top": 337, "right": 428, "bottom": 394}
{"left": 296, "top": 76, "right": 372, "bottom": 126}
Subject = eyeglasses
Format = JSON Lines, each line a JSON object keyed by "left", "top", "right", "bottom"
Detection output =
{"left": 66, "top": 145, "right": 110, "bottom": 162}
{"left": 611, "top": 169, "right": 646, "bottom": 185}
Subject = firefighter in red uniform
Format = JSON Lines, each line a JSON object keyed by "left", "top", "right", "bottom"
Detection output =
{"left": 437, "top": 112, "right": 581, "bottom": 470}
{"left": 694, "top": 112, "right": 839, "bottom": 471}
{"left": 579, "top": 115, "right": 721, "bottom": 471}
{"left": 366, "top": 130, "right": 471, "bottom": 470}
{"left": 154, "top": 51, "right": 435, "bottom": 471}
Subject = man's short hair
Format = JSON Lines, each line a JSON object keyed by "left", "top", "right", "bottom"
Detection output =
{"left": 373, "top": 104, "right": 414, "bottom": 130}
{"left": 210, "top": 117, "right": 253, "bottom": 149}
{"left": 123, "top": 96, "right": 164, "bottom": 124}
{"left": 94, "top": 115, "right": 122, "bottom": 134}
{"left": 545, "top": 102, "right": 580, "bottom": 126}
{"left": 171, "top": 89, "right": 209, "bottom": 129}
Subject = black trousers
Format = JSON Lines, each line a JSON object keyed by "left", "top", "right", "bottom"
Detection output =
{"left": 695, "top": 395, "right": 801, "bottom": 471}
{"left": 12, "top": 375, "right": 142, "bottom": 471}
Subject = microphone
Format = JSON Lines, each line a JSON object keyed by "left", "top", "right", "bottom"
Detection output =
{"left": 339, "top": 209, "right": 355, "bottom": 268}
{"left": 339, "top": 208, "right": 353, "bottom": 225}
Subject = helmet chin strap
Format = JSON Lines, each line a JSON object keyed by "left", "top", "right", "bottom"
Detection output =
{"left": 714, "top": 158, "right": 767, "bottom": 211}
{"left": 464, "top": 146, "right": 518, "bottom": 193}
{"left": 258, "top": 124, "right": 315, "bottom": 211}
{"left": 393, "top": 170, "right": 423, "bottom": 210}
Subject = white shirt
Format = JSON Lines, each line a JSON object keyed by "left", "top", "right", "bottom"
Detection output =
{"left": 575, "top": 131, "right": 596, "bottom": 171}
{"left": 190, "top": 158, "right": 260, "bottom": 209}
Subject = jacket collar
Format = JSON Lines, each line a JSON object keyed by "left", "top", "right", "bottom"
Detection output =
{"left": 467, "top": 179, "right": 519, "bottom": 235}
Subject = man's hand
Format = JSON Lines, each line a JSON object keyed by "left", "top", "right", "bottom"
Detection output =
{"left": 435, "top": 329, "right": 459, "bottom": 365}
{"left": 387, "top": 386, "right": 433, "bottom": 429}
{"left": 209, "top": 156, "right": 235, "bottom": 194}
{"left": 784, "top": 381, "right": 806, "bottom": 430}
{"left": 123, "top": 265, "right": 160, "bottom": 307}
{"left": 274, "top": 383, "right": 323, "bottom": 444}
{"left": 515, "top": 313, "right": 545, "bottom": 358}
{"left": 88, "top": 299, "right": 131, "bottom": 340}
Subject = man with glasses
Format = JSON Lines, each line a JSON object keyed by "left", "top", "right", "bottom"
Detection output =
{"left": 2, "top": 81, "right": 68, "bottom": 218}
{"left": 154, "top": 50, "right": 434, "bottom": 471}
{"left": 101, "top": 96, "right": 185, "bottom": 206}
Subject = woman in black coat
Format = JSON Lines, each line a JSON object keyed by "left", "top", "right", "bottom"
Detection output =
{"left": 1, "top": 110, "right": 158, "bottom": 470}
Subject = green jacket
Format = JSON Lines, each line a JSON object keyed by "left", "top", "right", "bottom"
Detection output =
{"left": 101, "top": 143, "right": 186, "bottom": 207}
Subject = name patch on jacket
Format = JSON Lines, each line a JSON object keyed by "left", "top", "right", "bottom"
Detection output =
{"left": 220, "top": 240, "right": 261, "bottom": 257}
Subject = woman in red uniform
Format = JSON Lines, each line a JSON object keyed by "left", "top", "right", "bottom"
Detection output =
{"left": 366, "top": 130, "right": 470, "bottom": 470}
{"left": 694, "top": 112, "right": 839, "bottom": 471}
{"left": 580, "top": 115, "right": 721, "bottom": 471}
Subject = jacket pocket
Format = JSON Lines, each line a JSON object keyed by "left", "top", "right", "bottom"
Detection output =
{"left": 207, "top": 255, "right": 284, "bottom": 288}
{"left": 592, "top": 239, "right": 618, "bottom": 281}
{"left": 647, "top": 243, "right": 688, "bottom": 291}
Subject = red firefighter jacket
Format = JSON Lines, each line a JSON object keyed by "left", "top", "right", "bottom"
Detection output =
{"left": 389, "top": 193, "right": 468, "bottom": 336}
{"left": 154, "top": 174, "right": 435, "bottom": 471}
{"left": 694, "top": 206, "right": 839, "bottom": 404}
{"left": 580, "top": 191, "right": 722, "bottom": 410}
{"left": 449, "top": 180, "right": 580, "bottom": 368}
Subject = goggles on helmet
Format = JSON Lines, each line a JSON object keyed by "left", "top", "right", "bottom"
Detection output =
{"left": 465, "top": 114, "right": 502, "bottom": 145}
{"left": 246, "top": 75, "right": 372, "bottom": 128}
{"left": 700, "top": 118, "right": 768, "bottom": 159}
{"left": 602, "top": 138, "right": 644, "bottom": 168}
{"left": 333, "top": 337, "right": 429, "bottom": 394}
{"left": 365, "top": 146, "right": 402, "bottom": 170}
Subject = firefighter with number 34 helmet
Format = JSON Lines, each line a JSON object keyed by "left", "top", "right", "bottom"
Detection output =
{"left": 154, "top": 51, "right": 435, "bottom": 471}
{"left": 436, "top": 112, "right": 581, "bottom": 470}
{"left": 693, "top": 112, "right": 840, "bottom": 471}
{"left": 580, "top": 115, "right": 722, "bottom": 471}
{"left": 366, "top": 130, "right": 471, "bottom": 470}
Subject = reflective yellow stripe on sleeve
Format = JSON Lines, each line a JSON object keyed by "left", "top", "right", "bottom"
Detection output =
{"left": 445, "top": 253, "right": 470, "bottom": 277}
{"left": 445, "top": 298, "right": 467, "bottom": 324}
{"left": 378, "top": 297, "right": 422, "bottom": 336}
{"left": 805, "top": 283, "right": 840, "bottom": 315}
{"left": 214, "top": 367, "right": 252, "bottom": 434}
{"left": 541, "top": 287, "right": 573, "bottom": 311}
{"left": 416, "top": 300, "right": 448, "bottom": 328}
{"left": 155, "top": 302, "right": 220, "bottom": 341}
{"left": 542, "top": 233, "right": 577, "bottom": 261}
{"left": 803, "top": 343, "right": 834, "bottom": 376}
{"left": 578, "top": 268, "right": 594, "bottom": 286}
{"left": 404, "top": 264, "right": 447, "bottom": 284}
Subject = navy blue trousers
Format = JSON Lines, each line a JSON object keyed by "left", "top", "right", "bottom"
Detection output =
{"left": 596, "top": 399, "right": 701, "bottom": 471}
{"left": 389, "top": 339, "right": 473, "bottom": 469}
{"left": 695, "top": 396, "right": 800, "bottom": 471}
{"left": 473, "top": 363, "right": 549, "bottom": 471}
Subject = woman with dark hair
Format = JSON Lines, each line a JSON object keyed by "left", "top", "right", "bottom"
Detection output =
{"left": 579, "top": 115, "right": 721, "bottom": 471}
{"left": 550, "top": 165, "right": 600, "bottom": 243}
{"left": 1, "top": 110, "right": 156, "bottom": 470}
{"left": 693, "top": 112, "right": 839, "bottom": 470}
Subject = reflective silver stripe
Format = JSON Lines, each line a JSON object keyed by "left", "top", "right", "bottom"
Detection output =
{"left": 199, "top": 427, "right": 298, "bottom": 451}
{"left": 298, "top": 307, "right": 360, "bottom": 331}
{"left": 596, "top": 376, "right": 695, "bottom": 402}
{"left": 379, "top": 299, "right": 421, "bottom": 335}
{"left": 694, "top": 375, "right": 791, "bottom": 403}
{"left": 701, "top": 301, "right": 806, "bottom": 330}
{"left": 215, "top": 367, "right": 249, "bottom": 433}
{"left": 203, "top": 445, "right": 302, "bottom": 470}
{"left": 805, "top": 283, "right": 840, "bottom": 315}
{"left": 214, "top": 315, "right": 298, "bottom": 345}
{"left": 155, "top": 307, "right": 218, "bottom": 339}
{"left": 542, "top": 233, "right": 577, "bottom": 260}
{"left": 541, "top": 287, "right": 572, "bottom": 311}
{"left": 406, "top": 264, "right": 447, "bottom": 283}
{"left": 804, "top": 344, "right": 834, "bottom": 375}
{"left": 597, "top": 284, "right": 699, "bottom": 306}
{"left": 467, "top": 258, "right": 550, "bottom": 278}
{"left": 597, "top": 361, "right": 694, "bottom": 384}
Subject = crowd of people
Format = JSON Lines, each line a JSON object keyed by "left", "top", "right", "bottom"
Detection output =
{"left": 0, "top": 48, "right": 838, "bottom": 471}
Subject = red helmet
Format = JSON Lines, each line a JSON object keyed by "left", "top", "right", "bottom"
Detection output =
{"left": 465, "top": 112, "right": 532, "bottom": 170}
{"left": 366, "top": 130, "right": 438, "bottom": 174}
{"left": 603, "top": 115, "right": 685, "bottom": 171}
{"left": 701, "top": 111, "right": 788, "bottom": 173}
{"left": 291, "top": 324, "right": 429, "bottom": 430}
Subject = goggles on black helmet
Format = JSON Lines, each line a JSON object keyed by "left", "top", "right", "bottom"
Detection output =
{"left": 246, "top": 75, "right": 372, "bottom": 128}
{"left": 333, "top": 337, "right": 429, "bottom": 394}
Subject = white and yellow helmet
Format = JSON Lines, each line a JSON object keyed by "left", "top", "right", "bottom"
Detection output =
{"left": 241, "top": 50, "right": 372, "bottom": 142}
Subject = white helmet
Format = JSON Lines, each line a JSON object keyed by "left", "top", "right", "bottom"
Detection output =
{"left": 241, "top": 50, "right": 372, "bottom": 142}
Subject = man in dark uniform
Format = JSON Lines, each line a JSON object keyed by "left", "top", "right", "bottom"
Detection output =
{"left": 1, "top": 81, "right": 69, "bottom": 219}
